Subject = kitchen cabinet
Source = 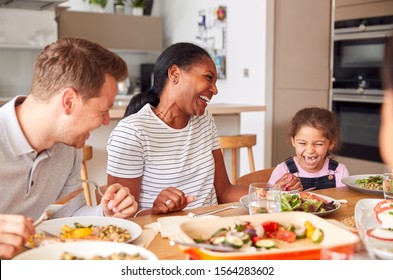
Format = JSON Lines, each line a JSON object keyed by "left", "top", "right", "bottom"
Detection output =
{"left": 335, "top": 0, "right": 393, "bottom": 21}
{"left": 57, "top": 10, "right": 163, "bottom": 52}
{"left": 270, "top": 0, "right": 332, "bottom": 165}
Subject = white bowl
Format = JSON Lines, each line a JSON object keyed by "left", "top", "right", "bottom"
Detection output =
{"left": 14, "top": 241, "right": 157, "bottom": 260}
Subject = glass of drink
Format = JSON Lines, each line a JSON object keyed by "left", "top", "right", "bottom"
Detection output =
{"left": 383, "top": 166, "right": 393, "bottom": 200}
{"left": 248, "top": 182, "right": 281, "bottom": 215}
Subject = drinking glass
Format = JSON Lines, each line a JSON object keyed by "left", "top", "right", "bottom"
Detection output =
{"left": 248, "top": 182, "right": 281, "bottom": 215}
{"left": 383, "top": 166, "right": 393, "bottom": 200}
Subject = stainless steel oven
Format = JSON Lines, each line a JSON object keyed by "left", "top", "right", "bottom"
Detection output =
{"left": 332, "top": 15, "right": 393, "bottom": 163}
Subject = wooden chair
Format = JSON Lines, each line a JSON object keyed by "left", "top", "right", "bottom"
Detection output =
{"left": 219, "top": 134, "right": 256, "bottom": 184}
{"left": 236, "top": 167, "right": 275, "bottom": 187}
{"left": 81, "top": 145, "right": 93, "bottom": 206}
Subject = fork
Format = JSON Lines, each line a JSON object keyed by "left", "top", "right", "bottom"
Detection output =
{"left": 33, "top": 204, "right": 64, "bottom": 227}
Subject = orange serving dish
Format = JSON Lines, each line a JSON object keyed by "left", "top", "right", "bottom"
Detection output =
{"left": 175, "top": 212, "right": 360, "bottom": 260}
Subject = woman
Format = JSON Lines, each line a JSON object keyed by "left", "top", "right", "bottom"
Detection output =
{"left": 107, "top": 42, "right": 296, "bottom": 216}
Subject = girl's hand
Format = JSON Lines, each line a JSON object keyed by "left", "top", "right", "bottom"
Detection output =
{"left": 152, "top": 187, "right": 196, "bottom": 214}
{"left": 275, "top": 173, "right": 303, "bottom": 191}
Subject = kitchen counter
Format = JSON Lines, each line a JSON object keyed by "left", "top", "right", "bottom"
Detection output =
{"left": 110, "top": 103, "right": 266, "bottom": 120}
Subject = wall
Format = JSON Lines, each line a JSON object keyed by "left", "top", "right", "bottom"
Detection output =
{"left": 159, "top": 0, "right": 268, "bottom": 175}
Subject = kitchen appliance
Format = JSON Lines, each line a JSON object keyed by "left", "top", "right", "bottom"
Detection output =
{"left": 332, "top": 15, "right": 393, "bottom": 163}
{"left": 333, "top": 15, "right": 393, "bottom": 94}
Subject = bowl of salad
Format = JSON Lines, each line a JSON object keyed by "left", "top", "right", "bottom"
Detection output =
{"left": 240, "top": 191, "right": 340, "bottom": 217}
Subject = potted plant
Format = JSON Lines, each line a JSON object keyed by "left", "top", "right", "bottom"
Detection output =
{"left": 131, "top": 0, "right": 146, "bottom": 16}
{"left": 114, "top": 0, "right": 125, "bottom": 14}
{"left": 83, "top": 0, "right": 108, "bottom": 12}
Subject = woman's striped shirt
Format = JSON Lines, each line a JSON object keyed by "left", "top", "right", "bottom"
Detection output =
{"left": 107, "top": 104, "right": 220, "bottom": 210}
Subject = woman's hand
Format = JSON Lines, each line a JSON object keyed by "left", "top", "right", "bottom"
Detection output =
{"left": 275, "top": 173, "right": 302, "bottom": 191}
{"left": 152, "top": 187, "right": 196, "bottom": 214}
{"left": 0, "top": 214, "right": 34, "bottom": 259}
{"left": 100, "top": 183, "right": 138, "bottom": 219}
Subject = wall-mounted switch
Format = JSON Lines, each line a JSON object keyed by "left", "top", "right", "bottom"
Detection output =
{"left": 243, "top": 68, "right": 249, "bottom": 78}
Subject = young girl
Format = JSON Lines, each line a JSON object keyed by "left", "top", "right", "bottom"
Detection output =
{"left": 269, "top": 107, "right": 349, "bottom": 191}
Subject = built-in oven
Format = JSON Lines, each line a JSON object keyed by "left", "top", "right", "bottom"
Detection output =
{"left": 332, "top": 95, "right": 382, "bottom": 162}
{"left": 332, "top": 15, "right": 393, "bottom": 163}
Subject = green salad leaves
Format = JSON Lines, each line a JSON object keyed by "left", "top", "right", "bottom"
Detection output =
{"left": 280, "top": 193, "right": 336, "bottom": 213}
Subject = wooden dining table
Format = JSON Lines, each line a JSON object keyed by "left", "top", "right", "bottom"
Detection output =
{"left": 14, "top": 186, "right": 382, "bottom": 260}
{"left": 128, "top": 186, "right": 383, "bottom": 260}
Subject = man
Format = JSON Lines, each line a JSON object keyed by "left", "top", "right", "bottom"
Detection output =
{"left": 0, "top": 37, "right": 138, "bottom": 259}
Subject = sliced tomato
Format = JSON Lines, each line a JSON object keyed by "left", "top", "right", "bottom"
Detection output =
{"left": 374, "top": 200, "right": 393, "bottom": 213}
{"left": 299, "top": 192, "right": 328, "bottom": 204}
{"left": 366, "top": 228, "right": 393, "bottom": 241}
{"left": 262, "top": 221, "right": 280, "bottom": 234}
{"left": 251, "top": 235, "right": 265, "bottom": 245}
{"left": 375, "top": 206, "right": 393, "bottom": 224}
{"left": 268, "top": 230, "right": 297, "bottom": 243}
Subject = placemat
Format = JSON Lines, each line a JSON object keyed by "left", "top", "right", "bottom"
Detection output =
{"left": 340, "top": 216, "right": 356, "bottom": 229}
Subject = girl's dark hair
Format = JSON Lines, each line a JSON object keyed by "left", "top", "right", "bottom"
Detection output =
{"left": 383, "top": 36, "right": 393, "bottom": 90}
{"left": 289, "top": 107, "right": 341, "bottom": 155}
{"left": 123, "top": 42, "right": 211, "bottom": 117}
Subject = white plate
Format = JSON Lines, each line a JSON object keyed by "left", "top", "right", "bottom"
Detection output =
{"left": 33, "top": 216, "right": 142, "bottom": 245}
{"left": 354, "top": 198, "right": 393, "bottom": 259}
{"left": 239, "top": 193, "right": 340, "bottom": 217}
{"left": 342, "top": 174, "right": 383, "bottom": 196}
{"left": 14, "top": 241, "right": 157, "bottom": 260}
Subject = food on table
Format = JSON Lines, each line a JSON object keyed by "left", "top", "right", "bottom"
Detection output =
{"left": 374, "top": 200, "right": 393, "bottom": 213}
{"left": 193, "top": 219, "right": 324, "bottom": 252}
{"left": 280, "top": 192, "right": 337, "bottom": 213}
{"left": 366, "top": 200, "right": 393, "bottom": 242}
{"left": 355, "top": 175, "right": 383, "bottom": 191}
{"left": 60, "top": 252, "right": 144, "bottom": 260}
{"left": 27, "top": 222, "right": 131, "bottom": 247}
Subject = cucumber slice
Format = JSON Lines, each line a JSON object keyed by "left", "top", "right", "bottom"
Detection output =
{"left": 224, "top": 234, "right": 244, "bottom": 249}
{"left": 311, "top": 228, "right": 324, "bottom": 243}
{"left": 240, "top": 233, "right": 251, "bottom": 244}
{"left": 211, "top": 228, "right": 228, "bottom": 237}
{"left": 211, "top": 236, "right": 226, "bottom": 245}
{"left": 255, "top": 239, "right": 276, "bottom": 249}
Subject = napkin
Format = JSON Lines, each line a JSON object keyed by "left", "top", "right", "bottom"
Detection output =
{"left": 131, "top": 228, "right": 159, "bottom": 248}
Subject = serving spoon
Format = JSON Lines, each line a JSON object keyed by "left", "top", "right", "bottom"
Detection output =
{"left": 169, "top": 240, "right": 237, "bottom": 252}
